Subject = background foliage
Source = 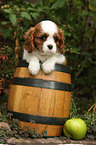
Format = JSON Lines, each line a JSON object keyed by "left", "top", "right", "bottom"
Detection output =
{"left": 0, "top": 0, "right": 96, "bottom": 122}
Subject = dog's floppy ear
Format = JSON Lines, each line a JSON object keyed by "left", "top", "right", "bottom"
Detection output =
{"left": 59, "top": 29, "right": 65, "bottom": 54}
{"left": 24, "top": 27, "right": 35, "bottom": 53}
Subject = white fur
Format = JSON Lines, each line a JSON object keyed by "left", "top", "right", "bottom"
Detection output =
{"left": 41, "top": 20, "right": 58, "bottom": 35}
{"left": 23, "top": 20, "right": 65, "bottom": 76}
{"left": 23, "top": 49, "right": 65, "bottom": 75}
{"left": 41, "top": 21, "right": 58, "bottom": 54}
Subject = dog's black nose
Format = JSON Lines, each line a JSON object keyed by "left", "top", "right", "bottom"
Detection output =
{"left": 47, "top": 44, "right": 53, "bottom": 50}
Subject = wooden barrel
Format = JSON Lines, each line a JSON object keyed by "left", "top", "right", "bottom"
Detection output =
{"left": 8, "top": 60, "right": 71, "bottom": 137}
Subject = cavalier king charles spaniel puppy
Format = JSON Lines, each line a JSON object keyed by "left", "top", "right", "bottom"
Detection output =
{"left": 23, "top": 20, "right": 66, "bottom": 76}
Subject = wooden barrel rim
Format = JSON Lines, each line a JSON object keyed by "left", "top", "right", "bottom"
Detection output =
{"left": 8, "top": 111, "right": 68, "bottom": 125}
{"left": 11, "top": 60, "right": 71, "bottom": 92}
{"left": 17, "top": 60, "right": 71, "bottom": 74}
{"left": 11, "top": 77, "right": 71, "bottom": 92}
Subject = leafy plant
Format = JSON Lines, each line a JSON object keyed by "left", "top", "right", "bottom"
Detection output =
{"left": 50, "top": 0, "right": 96, "bottom": 102}
{"left": 69, "top": 97, "right": 96, "bottom": 139}
{"left": 0, "top": 112, "right": 47, "bottom": 144}
{"left": 1, "top": 3, "right": 31, "bottom": 58}
{"left": 0, "top": 46, "right": 16, "bottom": 99}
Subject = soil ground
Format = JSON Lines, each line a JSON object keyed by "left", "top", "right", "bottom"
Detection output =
{"left": 6, "top": 136, "right": 96, "bottom": 144}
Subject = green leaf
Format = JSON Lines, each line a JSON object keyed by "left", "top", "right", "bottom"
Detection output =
{"left": 81, "top": 52, "right": 92, "bottom": 57}
{"left": 76, "top": 78, "right": 85, "bottom": 85}
{"left": 4, "top": 9, "right": 13, "bottom": 14}
{"left": 81, "top": 10, "right": 88, "bottom": 18}
{"left": 27, "top": 7, "right": 35, "bottom": 11}
{"left": 30, "top": 12, "right": 39, "bottom": 19}
{"left": 70, "top": 47, "right": 80, "bottom": 54}
{"left": 9, "top": 14, "right": 17, "bottom": 26}
{"left": 89, "top": 0, "right": 96, "bottom": 11}
{"left": 1, "top": 21, "right": 8, "bottom": 25}
{"left": 70, "top": 50, "right": 80, "bottom": 54}
{"left": 93, "top": 90, "right": 96, "bottom": 96}
{"left": 1, "top": 29, "right": 12, "bottom": 39}
{"left": 30, "top": 3, "right": 37, "bottom": 8}
{"left": 51, "top": 0, "right": 67, "bottom": 9}
{"left": 21, "top": 12, "right": 31, "bottom": 20}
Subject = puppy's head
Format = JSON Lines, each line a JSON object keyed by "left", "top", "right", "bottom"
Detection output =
{"left": 24, "top": 20, "right": 65, "bottom": 54}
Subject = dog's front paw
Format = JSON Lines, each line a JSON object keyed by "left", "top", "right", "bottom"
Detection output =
{"left": 28, "top": 62, "right": 40, "bottom": 76}
{"left": 42, "top": 62, "right": 55, "bottom": 74}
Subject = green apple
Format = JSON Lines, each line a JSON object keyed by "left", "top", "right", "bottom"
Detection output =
{"left": 63, "top": 118, "right": 87, "bottom": 140}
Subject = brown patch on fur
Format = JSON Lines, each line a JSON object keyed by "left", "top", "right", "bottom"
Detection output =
{"left": 53, "top": 33, "right": 60, "bottom": 50}
{"left": 34, "top": 23, "right": 49, "bottom": 52}
{"left": 34, "top": 32, "right": 49, "bottom": 52}
{"left": 59, "top": 28, "right": 65, "bottom": 54}
{"left": 34, "top": 23, "right": 43, "bottom": 52}
{"left": 24, "top": 22, "right": 48, "bottom": 53}
{"left": 24, "top": 27, "right": 35, "bottom": 53}
{"left": 54, "top": 27, "right": 65, "bottom": 55}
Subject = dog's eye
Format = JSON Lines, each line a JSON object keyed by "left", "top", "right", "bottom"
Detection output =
{"left": 40, "top": 36, "right": 46, "bottom": 41}
{"left": 54, "top": 37, "right": 58, "bottom": 42}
